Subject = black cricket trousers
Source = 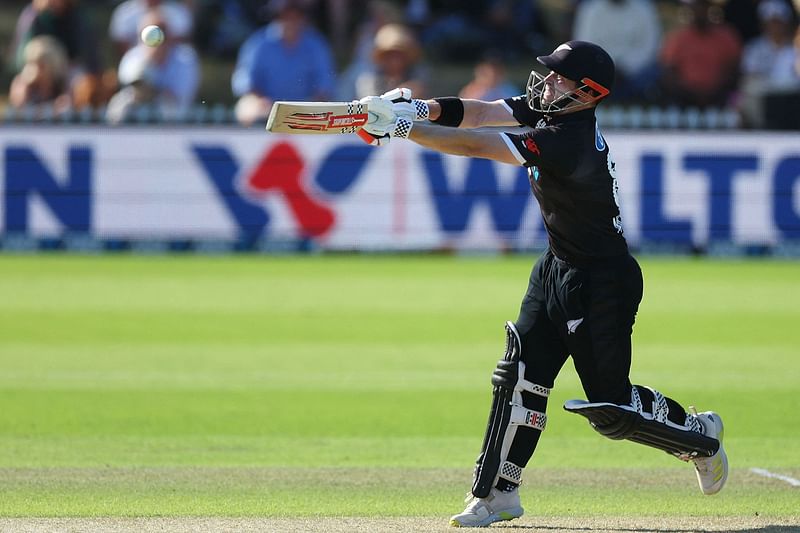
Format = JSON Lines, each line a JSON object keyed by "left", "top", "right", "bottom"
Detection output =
{"left": 505, "top": 248, "right": 644, "bottom": 467}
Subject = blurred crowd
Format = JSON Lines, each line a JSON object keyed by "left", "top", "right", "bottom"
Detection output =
{"left": 3, "top": 0, "right": 800, "bottom": 128}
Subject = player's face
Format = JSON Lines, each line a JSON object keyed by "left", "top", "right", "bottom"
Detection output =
{"left": 541, "top": 71, "right": 578, "bottom": 105}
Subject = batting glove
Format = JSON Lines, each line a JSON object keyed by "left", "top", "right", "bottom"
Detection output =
{"left": 381, "top": 88, "right": 430, "bottom": 121}
{"left": 357, "top": 95, "right": 414, "bottom": 146}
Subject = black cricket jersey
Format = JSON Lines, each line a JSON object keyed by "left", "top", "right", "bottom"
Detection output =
{"left": 500, "top": 95, "right": 628, "bottom": 267}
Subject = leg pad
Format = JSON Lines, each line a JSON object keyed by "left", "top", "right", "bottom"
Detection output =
{"left": 564, "top": 399, "right": 719, "bottom": 459}
{"left": 472, "top": 322, "right": 521, "bottom": 498}
{"left": 472, "top": 322, "right": 552, "bottom": 497}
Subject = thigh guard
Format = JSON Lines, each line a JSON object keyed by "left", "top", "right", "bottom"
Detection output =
{"left": 472, "top": 321, "right": 551, "bottom": 498}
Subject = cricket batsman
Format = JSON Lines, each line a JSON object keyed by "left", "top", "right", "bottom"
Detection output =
{"left": 358, "top": 41, "right": 729, "bottom": 527}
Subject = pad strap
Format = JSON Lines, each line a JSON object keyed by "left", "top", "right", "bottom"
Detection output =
{"left": 644, "top": 386, "right": 669, "bottom": 423}
{"left": 516, "top": 362, "right": 551, "bottom": 398}
{"left": 492, "top": 360, "right": 551, "bottom": 398}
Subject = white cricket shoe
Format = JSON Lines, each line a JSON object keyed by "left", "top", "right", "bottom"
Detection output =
{"left": 449, "top": 488, "right": 524, "bottom": 527}
{"left": 692, "top": 411, "right": 728, "bottom": 495}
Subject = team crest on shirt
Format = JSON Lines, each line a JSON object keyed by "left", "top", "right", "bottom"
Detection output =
{"left": 535, "top": 118, "right": 547, "bottom": 129}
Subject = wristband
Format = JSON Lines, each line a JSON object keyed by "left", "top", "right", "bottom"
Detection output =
{"left": 432, "top": 97, "right": 464, "bottom": 127}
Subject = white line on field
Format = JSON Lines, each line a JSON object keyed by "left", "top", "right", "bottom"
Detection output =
{"left": 750, "top": 467, "right": 800, "bottom": 487}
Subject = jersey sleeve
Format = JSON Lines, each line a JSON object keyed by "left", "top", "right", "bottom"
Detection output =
{"left": 502, "top": 95, "right": 543, "bottom": 127}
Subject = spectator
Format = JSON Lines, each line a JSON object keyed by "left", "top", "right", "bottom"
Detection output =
{"left": 660, "top": 0, "right": 742, "bottom": 108}
{"left": 106, "top": 13, "right": 200, "bottom": 123}
{"left": 11, "top": 0, "right": 106, "bottom": 109}
{"left": 355, "top": 23, "right": 428, "bottom": 98}
{"left": 408, "top": 1, "right": 546, "bottom": 62}
{"left": 13, "top": 0, "right": 100, "bottom": 72}
{"left": 485, "top": 0, "right": 548, "bottom": 60}
{"left": 407, "top": 0, "right": 490, "bottom": 62}
{"left": 192, "top": 0, "right": 263, "bottom": 57}
{"left": 528, "top": 0, "right": 575, "bottom": 47}
{"left": 14, "top": 1, "right": 98, "bottom": 72}
{"left": 743, "top": 0, "right": 799, "bottom": 86}
{"left": 795, "top": 27, "right": 800, "bottom": 76}
{"left": 336, "top": 0, "right": 403, "bottom": 101}
{"left": 756, "top": 22, "right": 800, "bottom": 129}
{"left": 723, "top": 0, "right": 797, "bottom": 45}
{"left": 109, "top": 0, "right": 194, "bottom": 57}
{"left": 738, "top": 0, "right": 800, "bottom": 126}
{"left": 322, "top": 0, "right": 369, "bottom": 62}
{"left": 458, "top": 51, "right": 519, "bottom": 101}
{"left": 573, "top": 0, "right": 662, "bottom": 102}
{"left": 9, "top": 35, "right": 71, "bottom": 113}
{"left": 231, "top": 0, "right": 335, "bottom": 126}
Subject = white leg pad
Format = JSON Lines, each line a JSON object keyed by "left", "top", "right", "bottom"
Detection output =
{"left": 474, "top": 322, "right": 551, "bottom": 496}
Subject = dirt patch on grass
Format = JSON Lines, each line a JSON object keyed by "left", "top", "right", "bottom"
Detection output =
{"left": 1, "top": 516, "right": 799, "bottom": 533}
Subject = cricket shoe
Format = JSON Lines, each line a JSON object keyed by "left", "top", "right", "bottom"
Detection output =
{"left": 450, "top": 488, "right": 524, "bottom": 527}
{"left": 691, "top": 410, "right": 728, "bottom": 495}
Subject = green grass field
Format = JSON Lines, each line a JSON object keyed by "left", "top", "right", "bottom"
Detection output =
{"left": 0, "top": 255, "right": 798, "bottom": 521}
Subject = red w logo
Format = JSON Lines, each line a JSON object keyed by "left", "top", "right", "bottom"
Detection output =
{"left": 246, "top": 142, "right": 335, "bottom": 238}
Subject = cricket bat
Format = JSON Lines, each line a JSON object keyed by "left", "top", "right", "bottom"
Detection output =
{"left": 265, "top": 101, "right": 370, "bottom": 134}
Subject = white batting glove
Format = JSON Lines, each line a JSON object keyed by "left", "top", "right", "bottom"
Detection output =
{"left": 381, "top": 88, "right": 430, "bottom": 121}
{"left": 357, "top": 95, "right": 414, "bottom": 146}
{"left": 358, "top": 95, "right": 395, "bottom": 146}
{"left": 359, "top": 116, "right": 415, "bottom": 146}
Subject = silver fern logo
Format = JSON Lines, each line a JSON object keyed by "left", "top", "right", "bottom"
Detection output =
{"left": 567, "top": 318, "right": 584, "bottom": 334}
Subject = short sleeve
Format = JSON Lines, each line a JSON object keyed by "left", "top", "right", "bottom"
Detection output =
{"left": 117, "top": 46, "right": 147, "bottom": 85}
{"left": 502, "top": 94, "right": 543, "bottom": 127}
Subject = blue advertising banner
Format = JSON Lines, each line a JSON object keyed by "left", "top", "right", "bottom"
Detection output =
{"left": 1, "top": 127, "right": 798, "bottom": 251}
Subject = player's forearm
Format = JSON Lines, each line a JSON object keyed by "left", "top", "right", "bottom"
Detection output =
{"left": 407, "top": 122, "right": 480, "bottom": 156}
{"left": 424, "top": 98, "right": 511, "bottom": 128}
{"left": 407, "top": 123, "right": 519, "bottom": 165}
